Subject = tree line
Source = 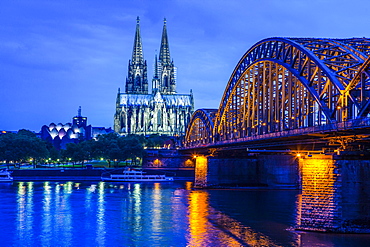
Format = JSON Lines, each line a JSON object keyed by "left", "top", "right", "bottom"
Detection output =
{"left": 0, "top": 130, "right": 174, "bottom": 168}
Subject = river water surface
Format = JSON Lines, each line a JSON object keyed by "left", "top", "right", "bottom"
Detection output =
{"left": 1, "top": 181, "right": 370, "bottom": 246}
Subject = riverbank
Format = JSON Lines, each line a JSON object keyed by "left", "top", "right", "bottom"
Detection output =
{"left": 9, "top": 167, "right": 194, "bottom": 181}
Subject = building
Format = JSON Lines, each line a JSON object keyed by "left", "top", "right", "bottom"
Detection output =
{"left": 41, "top": 107, "right": 113, "bottom": 149}
{"left": 114, "top": 17, "right": 194, "bottom": 136}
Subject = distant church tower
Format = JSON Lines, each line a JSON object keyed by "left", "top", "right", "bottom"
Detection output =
{"left": 125, "top": 17, "right": 148, "bottom": 94}
{"left": 114, "top": 17, "right": 194, "bottom": 136}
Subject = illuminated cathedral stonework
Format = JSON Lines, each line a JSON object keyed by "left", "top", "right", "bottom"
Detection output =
{"left": 114, "top": 17, "right": 194, "bottom": 136}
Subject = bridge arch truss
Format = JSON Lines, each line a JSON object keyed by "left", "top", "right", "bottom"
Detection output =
{"left": 185, "top": 37, "right": 370, "bottom": 146}
{"left": 184, "top": 109, "right": 217, "bottom": 147}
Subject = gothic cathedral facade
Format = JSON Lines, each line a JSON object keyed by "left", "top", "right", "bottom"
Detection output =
{"left": 114, "top": 17, "right": 194, "bottom": 136}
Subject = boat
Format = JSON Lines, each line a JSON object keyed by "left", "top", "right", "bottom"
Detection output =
{"left": 0, "top": 169, "right": 13, "bottom": 182}
{"left": 101, "top": 167, "right": 174, "bottom": 182}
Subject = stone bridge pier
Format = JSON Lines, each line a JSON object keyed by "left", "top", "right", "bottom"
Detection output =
{"left": 194, "top": 152, "right": 370, "bottom": 233}
{"left": 296, "top": 154, "right": 370, "bottom": 233}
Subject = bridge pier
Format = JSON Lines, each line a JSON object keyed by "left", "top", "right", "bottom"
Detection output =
{"left": 296, "top": 154, "right": 370, "bottom": 233}
{"left": 193, "top": 152, "right": 370, "bottom": 232}
{"left": 194, "top": 153, "right": 299, "bottom": 188}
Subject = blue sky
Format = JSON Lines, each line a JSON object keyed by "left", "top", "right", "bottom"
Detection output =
{"left": 1, "top": 0, "right": 370, "bottom": 131}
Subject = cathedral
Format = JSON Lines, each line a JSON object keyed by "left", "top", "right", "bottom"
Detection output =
{"left": 114, "top": 17, "right": 194, "bottom": 136}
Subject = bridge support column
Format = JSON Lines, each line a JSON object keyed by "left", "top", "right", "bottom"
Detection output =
{"left": 296, "top": 154, "right": 370, "bottom": 233}
{"left": 194, "top": 155, "right": 208, "bottom": 188}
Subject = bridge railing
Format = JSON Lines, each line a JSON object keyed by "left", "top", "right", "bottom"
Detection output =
{"left": 185, "top": 117, "right": 370, "bottom": 148}
{"left": 337, "top": 118, "right": 370, "bottom": 130}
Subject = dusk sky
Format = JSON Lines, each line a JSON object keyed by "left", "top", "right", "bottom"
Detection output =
{"left": 1, "top": 0, "right": 370, "bottom": 132}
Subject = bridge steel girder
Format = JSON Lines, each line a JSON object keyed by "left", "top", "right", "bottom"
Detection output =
{"left": 342, "top": 56, "right": 370, "bottom": 118}
{"left": 184, "top": 109, "right": 217, "bottom": 147}
{"left": 212, "top": 37, "right": 370, "bottom": 143}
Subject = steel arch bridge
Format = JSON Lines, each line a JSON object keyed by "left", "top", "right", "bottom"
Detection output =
{"left": 184, "top": 109, "right": 217, "bottom": 147}
{"left": 184, "top": 37, "right": 370, "bottom": 149}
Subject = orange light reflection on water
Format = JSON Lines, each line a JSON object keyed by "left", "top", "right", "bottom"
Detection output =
{"left": 187, "top": 189, "right": 281, "bottom": 247}
{"left": 151, "top": 183, "right": 162, "bottom": 233}
{"left": 187, "top": 190, "right": 211, "bottom": 246}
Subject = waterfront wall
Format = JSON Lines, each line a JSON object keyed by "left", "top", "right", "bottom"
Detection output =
{"left": 194, "top": 154, "right": 299, "bottom": 188}
{"left": 10, "top": 167, "right": 194, "bottom": 181}
{"left": 10, "top": 168, "right": 104, "bottom": 181}
{"left": 143, "top": 149, "right": 195, "bottom": 168}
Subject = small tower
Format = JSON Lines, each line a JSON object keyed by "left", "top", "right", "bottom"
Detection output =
{"left": 116, "top": 88, "right": 121, "bottom": 111}
{"left": 126, "top": 17, "right": 148, "bottom": 94}
{"left": 73, "top": 106, "right": 87, "bottom": 128}
{"left": 152, "top": 54, "right": 160, "bottom": 92}
{"left": 114, "top": 88, "right": 122, "bottom": 133}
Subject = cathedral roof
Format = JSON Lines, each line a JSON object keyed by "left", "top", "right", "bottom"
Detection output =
{"left": 162, "top": 94, "right": 192, "bottom": 107}
{"left": 120, "top": 94, "right": 152, "bottom": 106}
{"left": 119, "top": 92, "right": 193, "bottom": 107}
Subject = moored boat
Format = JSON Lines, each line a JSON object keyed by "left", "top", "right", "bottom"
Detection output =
{"left": 0, "top": 169, "right": 13, "bottom": 182}
{"left": 101, "top": 167, "right": 174, "bottom": 182}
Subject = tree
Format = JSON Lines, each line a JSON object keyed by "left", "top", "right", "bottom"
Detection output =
{"left": 92, "top": 133, "right": 145, "bottom": 167}
{"left": 95, "top": 133, "right": 120, "bottom": 167}
{"left": 119, "top": 135, "right": 145, "bottom": 165}
{"left": 0, "top": 130, "right": 49, "bottom": 168}
{"left": 45, "top": 142, "right": 61, "bottom": 164}
{"left": 145, "top": 134, "right": 174, "bottom": 148}
{"left": 62, "top": 142, "right": 89, "bottom": 166}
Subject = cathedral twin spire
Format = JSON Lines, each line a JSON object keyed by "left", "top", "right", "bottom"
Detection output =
{"left": 125, "top": 17, "right": 176, "bottom": 95}
{"left": 132, "top": 17, "right": 145, "bottom": 66}
{"left": 115, "top": 17, "right": 194, "bottom": 135}
{"left": 126, "top": 17, "right": 148, "bottom": 94}
{"left": 159, "top": 18, "right": 170, "bottom": 65}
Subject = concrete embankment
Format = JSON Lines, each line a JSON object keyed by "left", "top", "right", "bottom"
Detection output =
{"left": 10, "top": 168, "right": 194, "bottom": 181}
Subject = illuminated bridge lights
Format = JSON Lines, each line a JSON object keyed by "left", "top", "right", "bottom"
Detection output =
{"left": 185, "top": 37, "right": 370, "bottom": 148}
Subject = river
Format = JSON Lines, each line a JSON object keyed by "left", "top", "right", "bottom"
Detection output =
{"left": 1, "top": 181, "right": 369, "bottom": 246}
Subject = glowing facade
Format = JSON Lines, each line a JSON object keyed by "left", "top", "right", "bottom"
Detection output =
{"left": 114, "top": 17, "right": 194, "bottom": 136}
{"left": 41, "top": 107, "right": 113, "bottom": 149}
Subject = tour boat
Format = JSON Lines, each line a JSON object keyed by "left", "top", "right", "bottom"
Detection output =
{"left": 101, "top": 168, "right": 174, "bottom": 182}
{"left": 0, "top": 169, "right": 13, "bottom": 182}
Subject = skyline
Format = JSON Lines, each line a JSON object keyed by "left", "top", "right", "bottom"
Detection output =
{"left": 2, "top": 0, "right": 370, "bottom": 131}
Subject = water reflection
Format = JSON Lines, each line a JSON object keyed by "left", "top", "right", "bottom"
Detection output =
{"left": 187, "top": 189, "right": 281, "bottom": 246}
{"left": 151, "top": 183, "right": 162, "bottom": 234}
{"left": 132, "top": 183, "right": 142, "bottom": 233}
{"left": 17, "top": 182, "right": 34, "bottom": 245}
{"left": 96, "top": 182, "right": 106, "bottom": 246}
{"left": 188, "top": 190, "right": 210, "bottom": 246}
{"left": 55, "top": 182, "right": 73, "bottom": 245}
{"left": 42, "top": 182, "right": 52, "bottom": 246}
{"left": 3, "top": 181, "right": 369, "bottom": 246}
